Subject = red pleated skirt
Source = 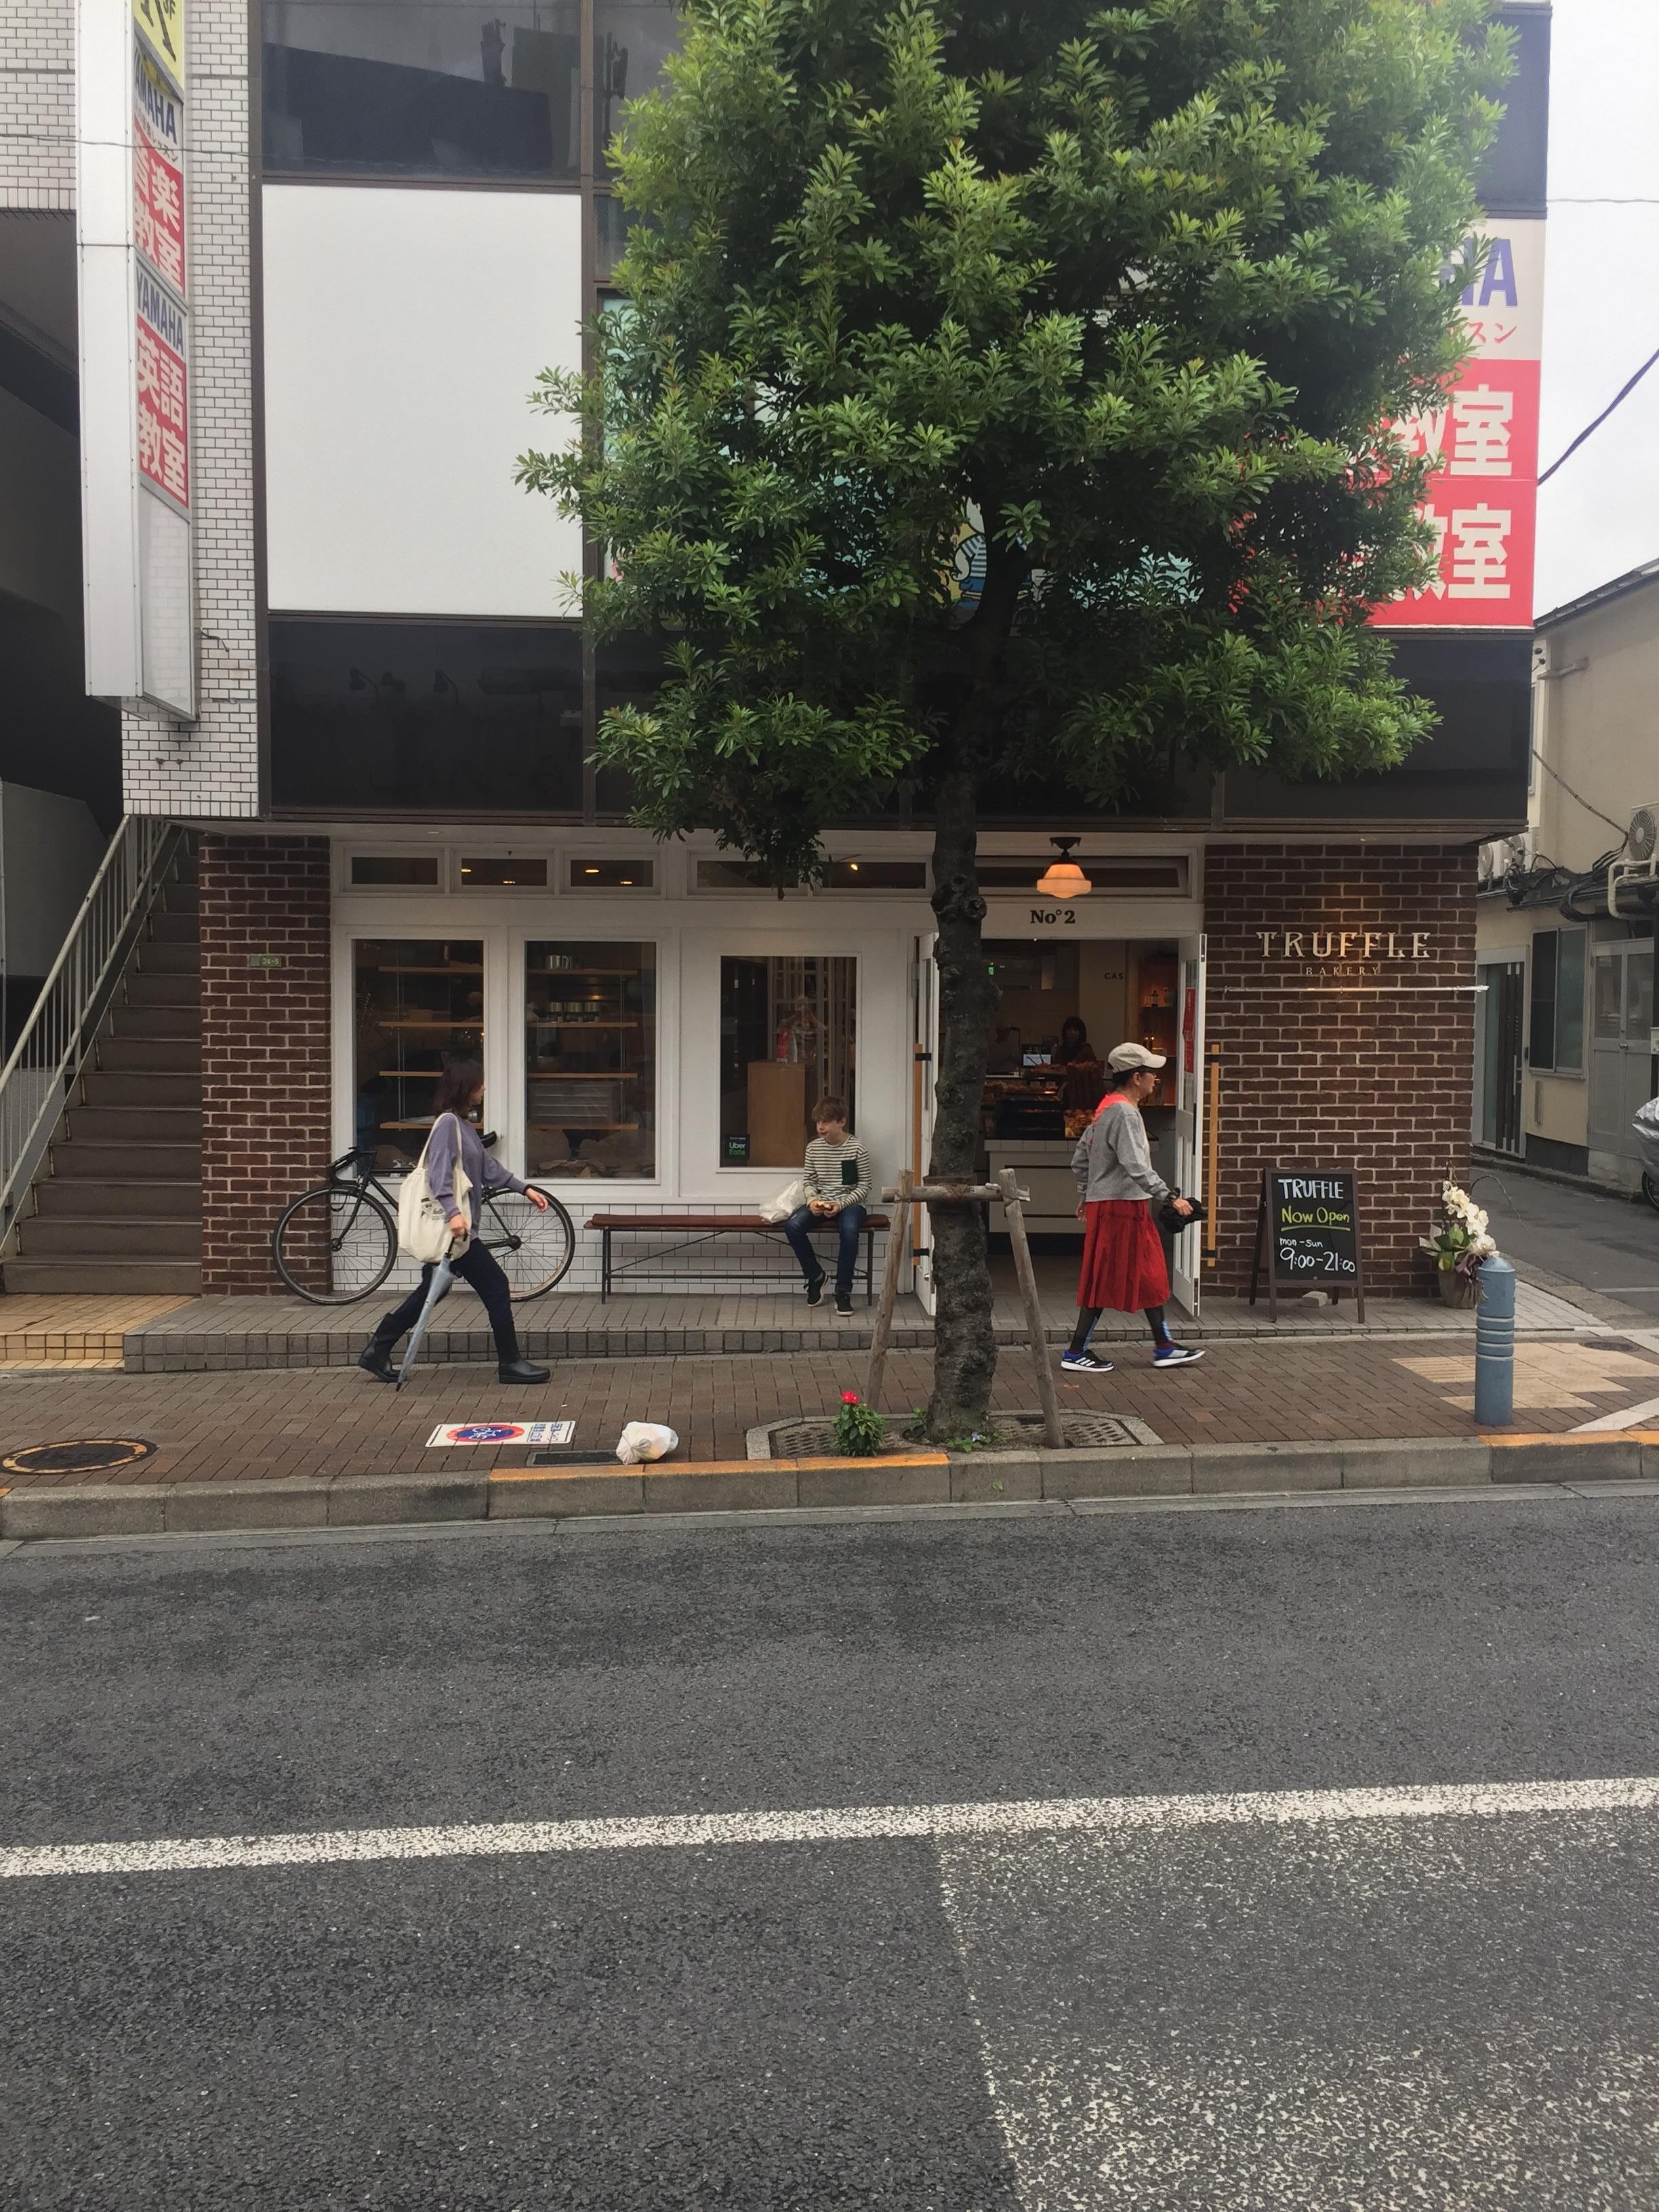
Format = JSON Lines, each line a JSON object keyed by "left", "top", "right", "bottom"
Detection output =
{"left": 1078, "top": 1199, "right": 1169, "bottom": 1312}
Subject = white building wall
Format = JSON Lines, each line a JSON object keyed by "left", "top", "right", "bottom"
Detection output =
{"left": 1, "top": 0, "right": 73, "bottom": 210}
{"left": 261, "top": 185, "right": 583, "bottom": 619}
{"left": 117, "top": 0, "right": 262, "bottom": 817}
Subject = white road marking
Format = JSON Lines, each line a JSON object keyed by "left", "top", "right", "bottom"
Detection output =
{"left": 1572, "top": 1392, "right": 1659, "bottom": 1431}
{"left": 5, "top": 1774, "right": 1659, "bottom": 1881}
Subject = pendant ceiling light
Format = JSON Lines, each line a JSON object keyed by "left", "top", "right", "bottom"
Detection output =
{"left": 1036, "top": 836, "right": 1091, "bottom": 899}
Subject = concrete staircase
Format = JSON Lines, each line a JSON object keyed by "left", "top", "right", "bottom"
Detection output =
{"left": 3, "top": 852, "right": 202, "bottom": 1296}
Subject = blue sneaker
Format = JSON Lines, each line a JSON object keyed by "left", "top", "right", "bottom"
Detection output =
{"left": 1153, "top": 1342, "right": 1204, "bottom": 1368}
{"left": 1060, "top": 1349, "right": 1114, "bottom": 1374}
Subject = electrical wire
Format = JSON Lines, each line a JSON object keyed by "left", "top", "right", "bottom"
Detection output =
{"left": 1528, "top": 747, "right": 1634, "bottom": 840}
{"left": 1538, "top": 343, "right": 1659, "bottom": 485}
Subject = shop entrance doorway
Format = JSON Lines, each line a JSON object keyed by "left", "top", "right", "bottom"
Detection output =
{"left": 913, "top": 922, "right": 1206, "bottom": 1319}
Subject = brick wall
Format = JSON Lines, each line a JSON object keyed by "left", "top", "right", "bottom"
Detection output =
{"left": 1204, "top": 844, "right": 1476, "bottom": 1298}
{"left": 199, "top": 836, "right": 332, "bottom": 1294}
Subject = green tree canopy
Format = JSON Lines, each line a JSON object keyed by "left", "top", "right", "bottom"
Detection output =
{"left": 520, "top": 0, "right": 1509, "bottom": 1432}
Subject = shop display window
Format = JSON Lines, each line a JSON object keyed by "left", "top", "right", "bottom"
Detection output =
{"left": 350, "top": 855, "right": 440, "bottom": 887}
{"left": 525, "top": 941, "right": 657, "bottom": 1178}
{"left": 821, "top": 861, "right": 927, "bottom": 890}
{"left": 354, "top": 938, "right": 484, "bottom": 1172}
{"left": 697, "top": 860, "right": 778, "bottom": 891}
{"left": 568, "top": 858, "right": 655, "bottom": 889}
{"left": 459, "top": 857, "right": 548, "bottom": 888}
{"left": 262, "top": 3, "right": 580, "bottom": 180}
{"left": 720, "top": 956, "right": 856, "bottom": 1168}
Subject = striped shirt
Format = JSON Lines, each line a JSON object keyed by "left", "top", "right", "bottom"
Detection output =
{"left": 802, "top": 1135, "right": 872, "bottom": 1210}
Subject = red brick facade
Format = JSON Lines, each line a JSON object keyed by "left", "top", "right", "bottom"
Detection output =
{"left": 1203, "top": 844, "right": 1476, "bottom": 1298}
{"left": 199, "top": 836, "right": 333, "bottom": 1294}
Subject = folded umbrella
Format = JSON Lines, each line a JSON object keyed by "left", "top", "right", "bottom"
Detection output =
{"left": 396, "top": 1249, "right": 456, "bottom": 1389}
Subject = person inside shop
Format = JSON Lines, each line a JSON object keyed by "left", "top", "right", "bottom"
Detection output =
{"left": 1061, "top": 1042, "right": 1203, "bottom": 1374}
{"left": 1054, "top": 1015, "right": 1097, "bottom": 1066}
{"left": 783, "top": 1092, "right": 871, "bottom": 1319}
{"left": 358, "top": 1061, "right": 554, "bottom": 1387}
{"left": 1055, "top": 1013, "right": 1105, "bottom": 1116}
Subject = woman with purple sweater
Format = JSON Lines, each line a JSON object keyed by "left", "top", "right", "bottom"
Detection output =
{"left": 358, "top": 1061, "right": 551, "bottom": 1386}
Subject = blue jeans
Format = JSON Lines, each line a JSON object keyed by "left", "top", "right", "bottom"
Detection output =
{"left": 783, "top": 1202, "right": 867, "bottom": 1300}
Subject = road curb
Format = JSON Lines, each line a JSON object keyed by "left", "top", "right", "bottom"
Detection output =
{"left": 5, "top": 1431, "right": 1659, "bottom": 1541}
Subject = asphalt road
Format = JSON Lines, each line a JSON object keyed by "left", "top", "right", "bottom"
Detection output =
{"left": 1474, "top": 1163, "right": 1659, "bottom": 1317}
{"left": 5, "top": 1493, "right": 1659, "bottom": 2209}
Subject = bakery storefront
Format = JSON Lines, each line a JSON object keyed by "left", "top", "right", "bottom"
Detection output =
{"left": 331, "top": 830, "right": 1210, "bottom": 1307}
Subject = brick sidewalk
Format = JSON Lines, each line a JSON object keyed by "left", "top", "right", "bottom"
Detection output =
{"left": 4, "top": 1332, "right": 1659, "bottom": 1489}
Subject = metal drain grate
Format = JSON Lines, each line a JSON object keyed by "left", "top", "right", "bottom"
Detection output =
{"left": 527, "top": 1448, "right": 613, "bottom": 1467}
{"left": 1, "top": 1437, "right": 157, "bottom": 1477}
{"left": 768, "top": 1410, "right": 1160, "bottom": 1456}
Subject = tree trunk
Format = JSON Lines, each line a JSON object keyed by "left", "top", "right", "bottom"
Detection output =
{"left": 925, "top": 762, "right": 998, "bottom": 1439}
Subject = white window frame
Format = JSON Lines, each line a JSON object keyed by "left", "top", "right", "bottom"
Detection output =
{"left": 519, "top": 928, "right": 668, "bottom": 1190}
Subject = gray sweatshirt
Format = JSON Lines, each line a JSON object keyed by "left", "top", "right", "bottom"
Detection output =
{"left": 426, "top": 1112, "right": 527, "bottom": 1229}
{"left": 1071, "top": 1097, "right": 1170, "bottom": 1206}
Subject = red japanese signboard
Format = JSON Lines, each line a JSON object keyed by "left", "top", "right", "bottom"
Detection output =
{"left": 136, "top": 267, "right": 189, "bottom": 510}
{"left": 1377, "top": 225, "right": 1544, "bottom": 630}
{"left": 134, "top": 52, "right": 186, "bottom": 300}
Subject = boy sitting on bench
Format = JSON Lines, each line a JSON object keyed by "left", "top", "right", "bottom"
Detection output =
{"left": 783, "top": 1094, "right": 871, "bottom": 1318}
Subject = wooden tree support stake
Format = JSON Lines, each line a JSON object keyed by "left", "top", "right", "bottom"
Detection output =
{"left": 863, "top": 1167, "right": 912, "bottom": 1413}
{"left": 996, "top": 1166, "right": 1063, "bottom": 1450}
{"left": 868, "top": 1169, "right": 1063, "bottom": 1450}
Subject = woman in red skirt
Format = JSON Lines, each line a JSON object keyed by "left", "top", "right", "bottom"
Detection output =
{"left": 1062, "top": 1043, "right": 1202, "bottom": 1374}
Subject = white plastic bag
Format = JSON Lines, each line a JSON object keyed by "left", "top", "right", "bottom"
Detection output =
{"left": 759, "top": 1178, "right": 804, "bottom": 1225}
{"left": 616, "top": 1421, "right": 679, "bottom": 1465}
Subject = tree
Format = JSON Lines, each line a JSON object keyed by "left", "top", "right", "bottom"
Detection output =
{"left": 520, "top": 0, "right": 1508, "bottom": 1438}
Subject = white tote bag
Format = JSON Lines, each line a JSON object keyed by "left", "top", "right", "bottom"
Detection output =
{"left": 396, "top": 1114, "right": 474, "bottom": 1264}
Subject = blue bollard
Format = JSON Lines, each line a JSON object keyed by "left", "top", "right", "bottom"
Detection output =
{"left": 1473, "top": 1253, "right": 1516, "bottom": 1428}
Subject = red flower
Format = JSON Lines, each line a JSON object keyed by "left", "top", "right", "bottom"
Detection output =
{"left": 840, "top": 1391, "right": 859, "bottom": 1404}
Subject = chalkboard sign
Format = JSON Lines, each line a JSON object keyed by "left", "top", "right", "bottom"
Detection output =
{"left": 1248, "top": 1164, "right": 1366, "bottom": 1321}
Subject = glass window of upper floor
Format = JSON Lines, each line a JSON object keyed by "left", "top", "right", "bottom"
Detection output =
{"left": 263, "top": 2, "right": 582, "bottom": 180}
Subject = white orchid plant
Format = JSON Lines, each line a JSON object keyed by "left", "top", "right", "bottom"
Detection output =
{"left": 1420, "top": 1181, "right": 1498, "bottom": 1281}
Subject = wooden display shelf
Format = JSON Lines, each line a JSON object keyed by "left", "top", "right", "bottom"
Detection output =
{"left": 527, "top": 1020, "right": 641, "bottom": 1030}
{"left": 377, "top": 964, "right": 484, "bottom": 976}
{"left": 527, "top": 1120, "right": 641, "bottom": 1134}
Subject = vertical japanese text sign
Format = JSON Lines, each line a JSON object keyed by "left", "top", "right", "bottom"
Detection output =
{"left": 1382, "top": 224, "right": 1544, "bottom": 630}
{"left": 77, "top": 0, "right": 195, "bottom": 718}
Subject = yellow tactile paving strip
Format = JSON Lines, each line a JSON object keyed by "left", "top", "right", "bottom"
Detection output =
{"left": 0, "top": 1294, "right": 192, "bottom": 1368}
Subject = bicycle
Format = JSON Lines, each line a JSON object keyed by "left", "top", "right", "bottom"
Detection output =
{"left": 273, "top": 1147, "right": 577, "bottom": 1305}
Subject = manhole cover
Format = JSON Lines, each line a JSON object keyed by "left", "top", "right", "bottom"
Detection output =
{"left": 1, "top": 1437, "right": 157, "bottom": 1477}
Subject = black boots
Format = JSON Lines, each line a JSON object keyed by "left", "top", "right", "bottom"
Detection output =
{"left": 499, "top": 1355, "right": 551, "bottom": 1385}
{"left": 359, "top": 1326, "right": 547, "bottom": 1387}
{"left": 358, "top": 1328, "right": 398, "bottom": 1385}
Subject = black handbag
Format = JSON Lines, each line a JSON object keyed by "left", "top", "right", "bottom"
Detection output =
{"left": 1158, "top": 1192, "right": 1206, "bottom": 1234}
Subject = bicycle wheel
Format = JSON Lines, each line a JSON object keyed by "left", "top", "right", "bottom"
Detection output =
{"left": 273, "top": 1183, "right": 398, "bottom": 1304}
{"left": 1643, "top": 1171, "right": 1659, "bottom": 1216}
{"left": 483, "top": 1185, "right": 576, "bottom": 1300}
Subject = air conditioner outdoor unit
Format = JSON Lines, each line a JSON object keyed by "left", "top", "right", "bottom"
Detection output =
{"left": 1608, "top": 804, "right": 1659, "bottom": 913}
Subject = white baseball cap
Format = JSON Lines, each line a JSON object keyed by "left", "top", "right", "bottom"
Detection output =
{"left": 1107, "top": 1042, "right": 1167, "bottom": 1072}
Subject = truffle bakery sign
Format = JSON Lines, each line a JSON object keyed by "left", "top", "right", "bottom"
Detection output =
{"left": 1254, "top": 926, "right": 1435, "bottom": 983}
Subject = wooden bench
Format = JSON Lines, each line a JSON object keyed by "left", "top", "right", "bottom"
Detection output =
{"left": 588, "top": 1212, "right": 890, "bottom": 1303}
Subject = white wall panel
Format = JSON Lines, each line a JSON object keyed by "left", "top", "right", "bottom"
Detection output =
{"left": 262, "top": 185, "right": 583, "bottom": 617}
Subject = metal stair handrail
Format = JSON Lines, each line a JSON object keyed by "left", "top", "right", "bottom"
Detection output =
{"left": 0, "top": 815, "right": 186, "bottom": 1234}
